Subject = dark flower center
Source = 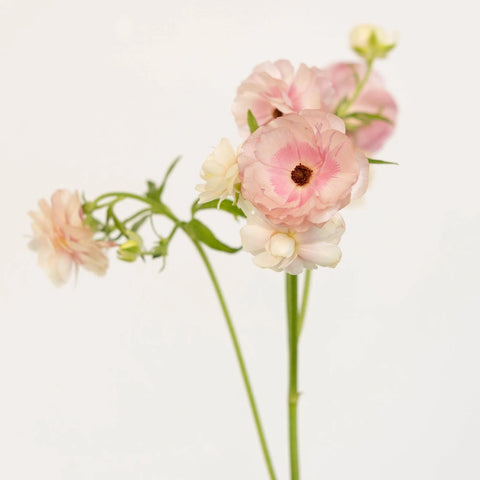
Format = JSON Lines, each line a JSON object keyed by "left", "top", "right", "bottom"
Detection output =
{"left": 291, "top": 164, "right": 313, "bottom": 186}
{"left": 272, "top": 108, "right": 283, "bottom": 119}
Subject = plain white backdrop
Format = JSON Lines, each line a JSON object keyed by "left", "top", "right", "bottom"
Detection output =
{"left": 1, "top": 1, "right": 479, "bottom": 479}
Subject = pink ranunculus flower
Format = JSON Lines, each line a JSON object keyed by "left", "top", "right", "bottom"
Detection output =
{"left": 29, "top": 189, "right": 114, "bottom": 286}
{"left": 232, "top": 60, "right": 334, "bottom": 137}
{"left": 240, "top": 198, "right": 345, "bottom": 274}
{"left": 237, "top": 110, "right": 369, "bottom": 232}
{"left": 326, "top": 62, "right": 397, "bottom": 154}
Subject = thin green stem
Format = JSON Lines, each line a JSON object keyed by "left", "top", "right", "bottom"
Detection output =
{"left": 337, "top": 60, "right": 373, "bottom": 116}
{"left": 191, "top": 239, "right": 277, "bottom": 480}
{"left": 286, "top": 273, "right": 300, "bottom": 480}
{"left": 297, "top": 270, "right": 312, "bottom": 338}
{"left": 88, "top": 190, "right": 277, "bottom": 478}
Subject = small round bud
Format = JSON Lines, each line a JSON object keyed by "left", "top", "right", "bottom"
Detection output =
{"left": 117, "top": 231, "right": 142, "bottom": 262}
{"left": 82, "top": 201, "right": 96, "bottom": 214}
{"left": 350, "top": 25, "right": 396, "bottom": 61}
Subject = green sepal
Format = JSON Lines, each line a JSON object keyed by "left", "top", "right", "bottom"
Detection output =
{"left": 83, "top": 214, "right": 103, "bottom": 233}
{"left": 191, "top": 198, "right": 246, "bottom": 220}
{"left": 185, "top": 219, "right": 241, "bottom": 253}
{"left": 151, "top": 238, "right": 169, "bottom": 258}
{"left": 368, "top": 158, "right": 399, "bottom": 165}
{"left": 247, "top": 110, "right": 259, "bottom": 133}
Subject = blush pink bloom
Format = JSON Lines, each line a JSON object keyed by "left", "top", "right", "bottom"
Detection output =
{"left": 232, "top": 60, "right": 334, "bottom": 137}
{"left": 326, "top": 62, "right": 397, "bottom": 154}
{"left": 29, "top": 189, "right": 113, "bottom": 286}
{"left": 238, "top": 110, "right": 369, "bottom": 232}
{"left": 240, "top": 198, "right": 345, "bottom": 274}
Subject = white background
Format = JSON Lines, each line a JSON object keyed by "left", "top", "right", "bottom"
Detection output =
{"left": 1, "top": 1, "right": 479, "bottom": 479}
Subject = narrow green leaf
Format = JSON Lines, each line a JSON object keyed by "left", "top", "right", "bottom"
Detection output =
{"left": 130, "top": 214, "right": 150, "bottom": 232}
{"left": 186, "top": 219, "right": 241, "bottom": 253}
{"left": 192, "top": 198, "right": 246, "bottom": 219}
{"left": 247, "top": 110, "right": 259, "bottom": 133}
{"left": 344, "top": 111, "right": 393, "bottom": 124}
{"left": 158, "top": 156, "right": 181, "bottom": 196}
{"left": 368, "top": 158, "right": 399, "bottom": 165}
{"left": 145, "top": 156, "right": 181, "bottom": 201}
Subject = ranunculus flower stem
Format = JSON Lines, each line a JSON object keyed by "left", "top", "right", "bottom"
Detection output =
{"left": 286, "top": 273, "right": 301, "bottom": 480}
{"left": 192, "top": 239, "right": 277, "bottom": 480}
{"left": 87, "top": 190, "right": 278, "bottom": 480}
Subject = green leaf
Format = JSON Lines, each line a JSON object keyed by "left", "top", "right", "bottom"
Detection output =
{"left": 146, "top": 180, "right": 159, "bottom": 201}
{"left": 185, "top": 219, "right": 241, "bottom": 253}
{"left": 158, "top": 156, "right": 181, "bottom": 197}
{"left": 344, "top": 111, "right": 393, "bottom": 125}
{"left": 191, "top": 198, "right": 246, "bottom": 219}
{"left": 130, "top": 214, "right": 150, "bottom": 232}
{"left": 368, "top": 158, "right": 399, "bottom": 165}
{"left": 146, "top": 156, "right": 181, "bottom": 201}
{"left": 247, "top": 110, "right": 259, "bottom": 133}
{"left": 151, "top": 239, "right": 169, "bottom": 258}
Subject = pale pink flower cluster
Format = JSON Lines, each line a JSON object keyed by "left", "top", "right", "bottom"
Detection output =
{"left": 233, "top": 59, "right": 397, "bottom": 155}
{"left": 225, "top": 57, "right": 396, "bottom": 273}
{"left": 29, "top": 190, "right": 113, "bottom": 286}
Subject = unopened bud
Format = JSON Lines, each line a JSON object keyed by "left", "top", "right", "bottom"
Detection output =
{"left": 350, "top": 25, "right": 396, "bottom": 61}
{"left": 117, "top": 232, "right": 142, "bottom": 262}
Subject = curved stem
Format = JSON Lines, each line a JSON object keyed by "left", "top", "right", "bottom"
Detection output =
{"left": 297, "top": 270, "right": 311, "bottom": 338}
{"left": 286, "top": 273, "right": 300, "bottom": 480}
{"left": 191, "top": 239, "right": 277, "bottom": 480}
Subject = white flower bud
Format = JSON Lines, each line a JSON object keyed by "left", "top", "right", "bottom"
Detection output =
{"left": 350, "top": 24, "right": 396, "bottom": 61}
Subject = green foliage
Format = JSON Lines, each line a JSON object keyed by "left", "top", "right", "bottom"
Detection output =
{"left": 247, "top": 110, "right": 259, "bottom": 133}
{"left": 368, "top": 158, "right": 399, "bottom": 165}
{"left": 185, "top": 219, "right": 241, "bottom": 253}
{"left": 152, "top": 238, "right": 169, "bottom": 258}
{"left": 191, "top": 198, "right": 246, "bottom": 219}
{"left": 146, "top": 156, "right": 181, "bottom": 201}
{"left": 344, "top": 111, "right": 392, "bottom": 125}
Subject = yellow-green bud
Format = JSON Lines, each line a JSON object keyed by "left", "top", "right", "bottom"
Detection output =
{"left": 350, "top": 25, "right": 396, "bottom": 61}
{"left": 117, "top": 232, "right": 142, "bottom": 262}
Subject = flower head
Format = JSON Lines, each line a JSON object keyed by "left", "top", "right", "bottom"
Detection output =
{"left": 327, "top": 62, "right": 397, "bottom": 154}
{"left": 350, "top": 24, "right": 396, "bottom": 61}
{"left": 232, "top": 60, "right": 334, "bottom": 137}
{"left": 238, "top": 110, "right": 368, "bottom": 232}
{"left": 29, "top": 189, "right": 113, "bottom": 286}
{"left": 196, "top": 138, "right": 240, "bottom": 205}
{"left": 240, "top": 199, "right": 345, "bottom": 274}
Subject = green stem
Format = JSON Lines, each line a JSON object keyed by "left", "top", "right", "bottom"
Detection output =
{"left": 337, "top": 60, "right": 373, "bottom": 117}
{"left": 89, "top": 191, "right": 277, "bottom": 478}
{"left": 191, "top": 239, "right": 277, "bottom": 480}
{"left": 297, "top": 270, "right": 311, "bottom": 338}
{"left": 286, "top": 273, "right": 300, "bottom": 480}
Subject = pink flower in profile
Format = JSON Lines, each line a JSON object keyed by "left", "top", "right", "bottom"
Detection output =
{"left": 232, "top": 60, "right": 334, "bottom": 137}
{"left": 29, "top": 189, "right": 113, "bottom": 286}
{"left": 326, "top": 62, "right": 397, "bottom": 154}
{"left": 238, "top": 110, "right": 368, "bottom": 232}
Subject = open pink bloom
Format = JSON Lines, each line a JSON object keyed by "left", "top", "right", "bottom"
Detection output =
{"left": 238, "top": 110, "right": 369, "bottom": 232}
{"left": 240, "top": 198, "right": 345, "bottom": 274}
{"left": 232, "top": 60, "right": 334, "bottom": 137}
{"left": 326, "top": 62, "right": 397, "bottom": 154}
{"left": 29, "top": 190, "right": 113, "bottom": 286}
